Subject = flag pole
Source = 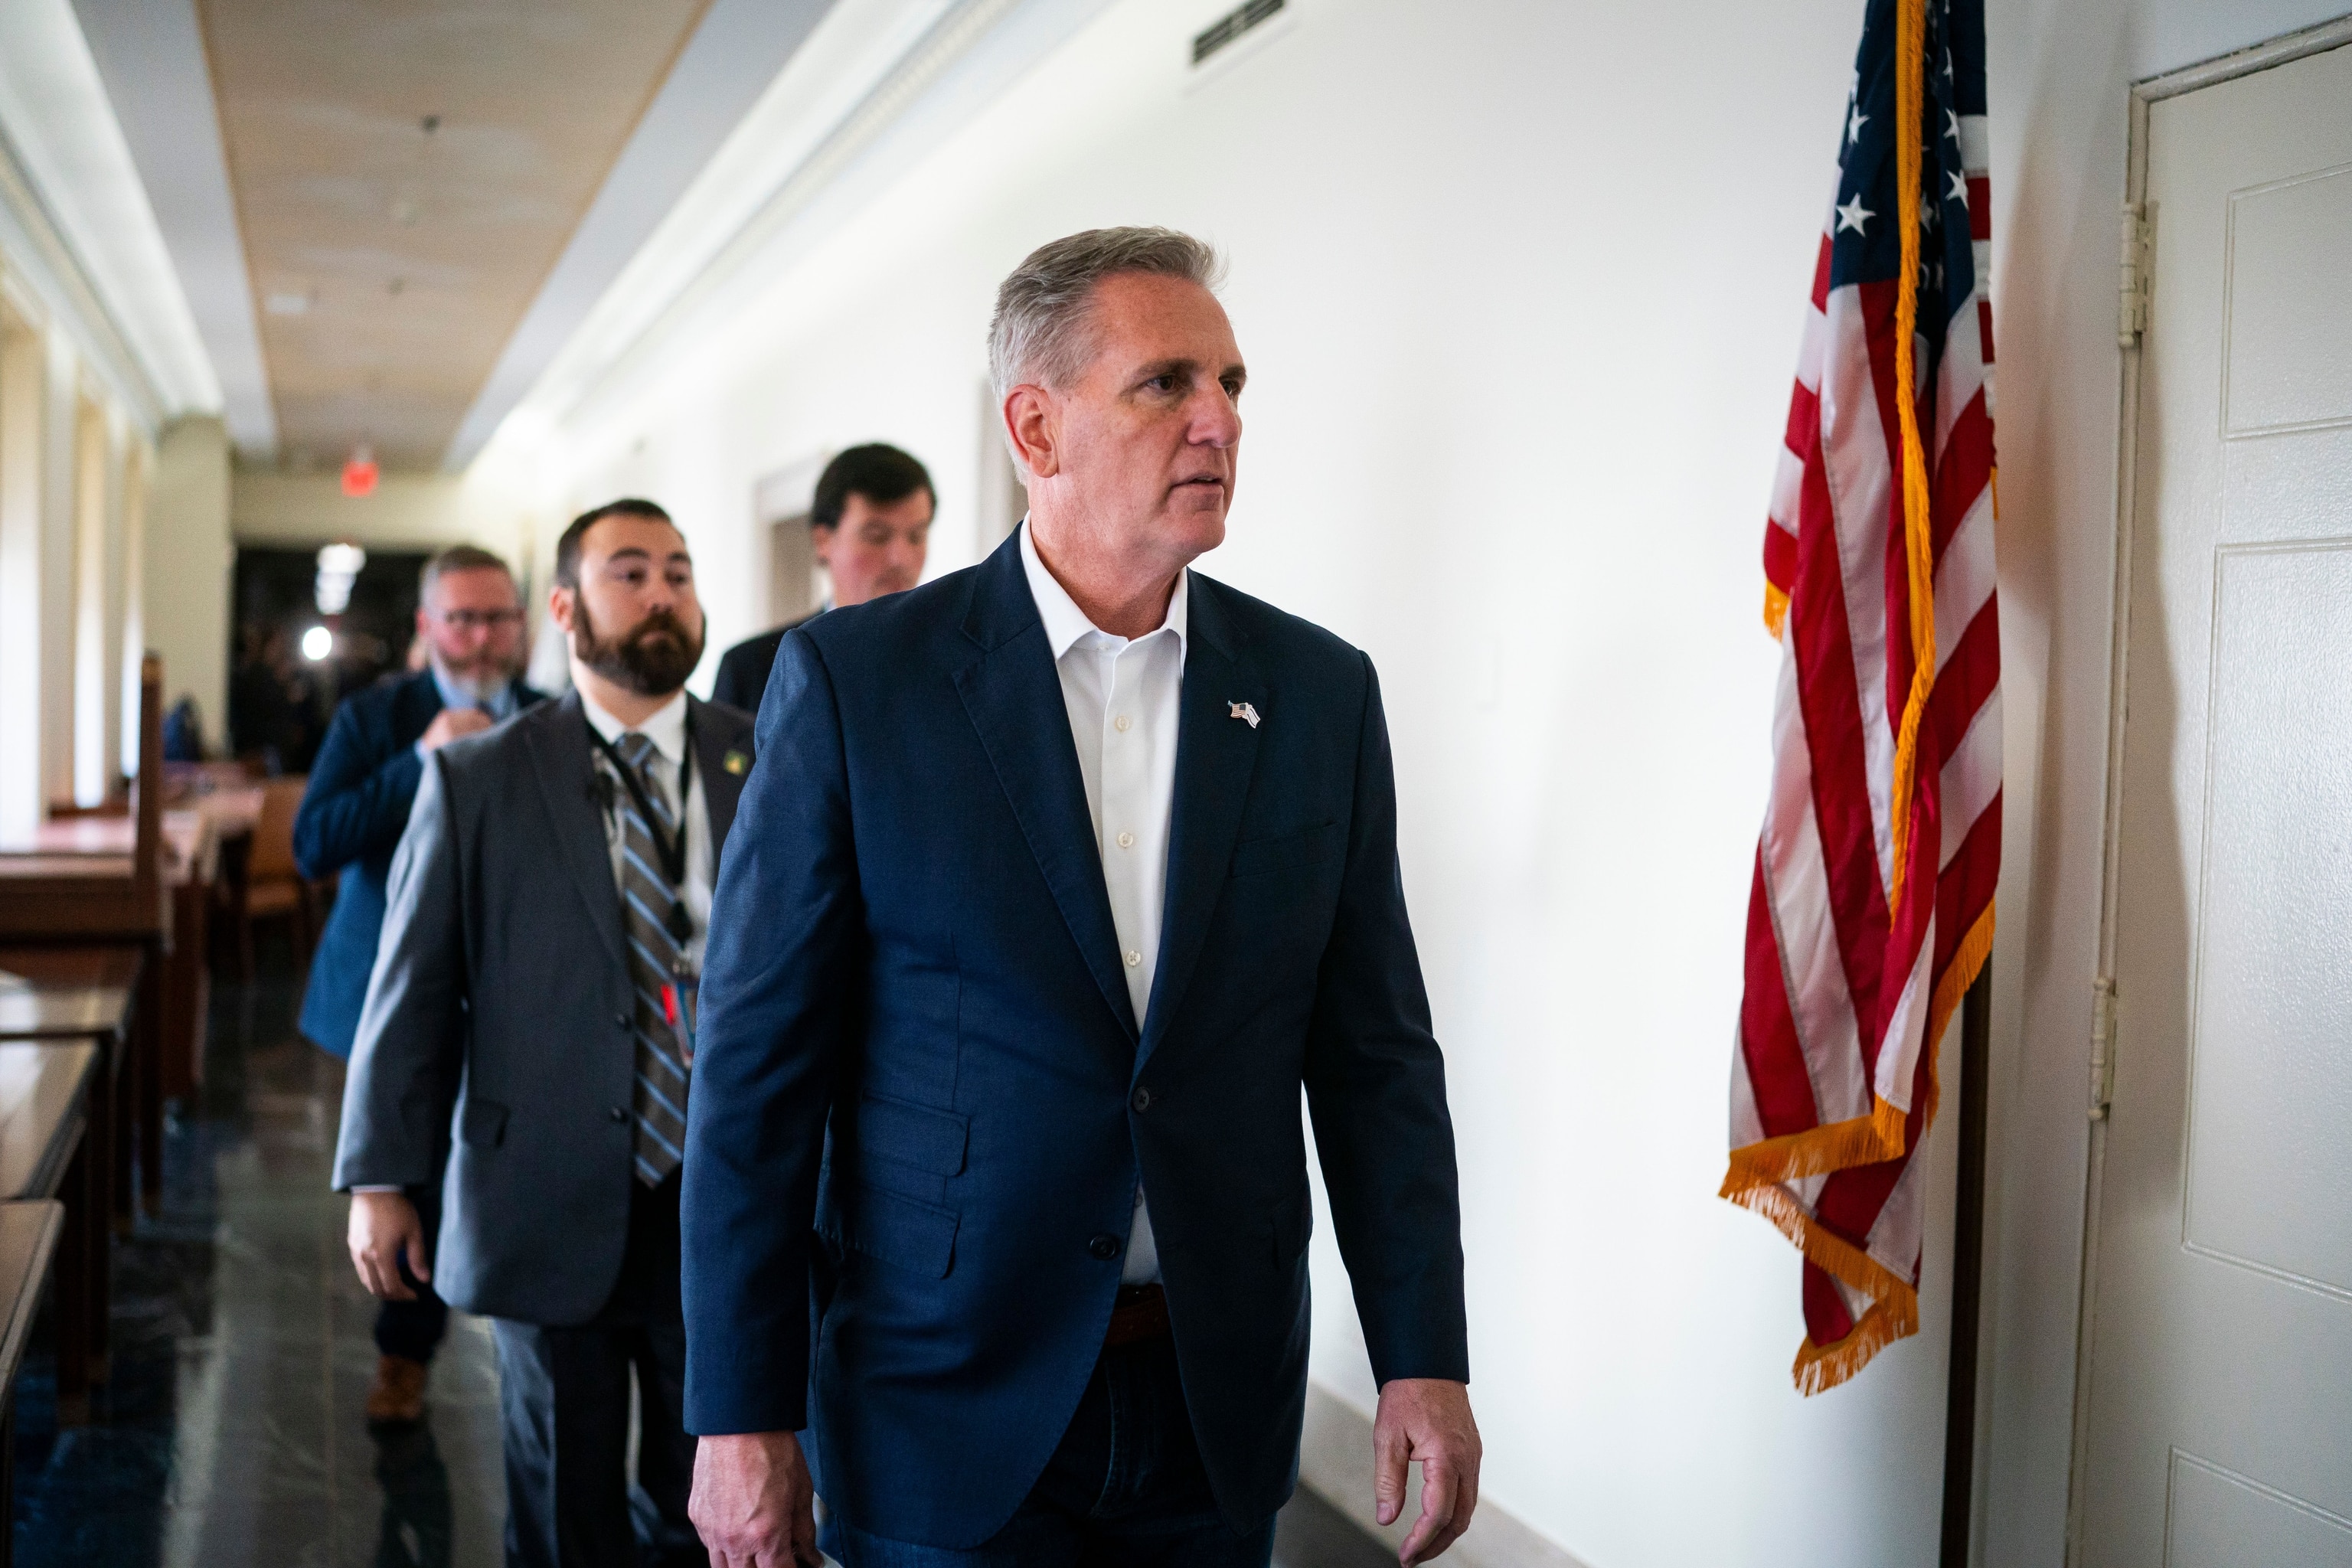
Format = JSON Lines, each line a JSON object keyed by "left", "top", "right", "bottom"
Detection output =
{"left": 1938, "top": 963, "right": 1994, "bottom": 1566}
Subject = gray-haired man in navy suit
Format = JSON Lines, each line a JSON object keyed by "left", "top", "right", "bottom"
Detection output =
{"left": 684, "top": 230, "right": 1481, "bottom": 1568}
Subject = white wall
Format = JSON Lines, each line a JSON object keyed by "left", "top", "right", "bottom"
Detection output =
{"left": 230, "top": 469, "right": 540, "bottom": 573}
{"left": 485, "top": 1, "right": 2352, "bottom": 1563}
{"left": 145, "top": 416, "right": 233, "bottom": 745}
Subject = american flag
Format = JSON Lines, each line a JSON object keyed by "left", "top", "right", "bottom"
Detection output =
{"left": 1721, "top": 0, "right": 2000, "bottom": 1393}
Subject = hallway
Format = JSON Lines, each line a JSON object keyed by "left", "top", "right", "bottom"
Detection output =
{"left": 5, "top": 957, "right": 1385, "bottom": 1566}
{"left": 9, "top": 964, "right": 508, "bottom": 1565}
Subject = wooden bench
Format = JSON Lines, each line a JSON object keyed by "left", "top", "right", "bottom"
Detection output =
{"left": 0, "top": 1200, "right": 63, "bottom": 1568}
{"left": 0, "top": 1044, "right": 100, "bottom": 1422}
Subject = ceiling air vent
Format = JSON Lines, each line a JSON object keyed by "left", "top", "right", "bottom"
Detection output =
{"left": 1193, "top": 0, "right": 1285, "bottom": 67}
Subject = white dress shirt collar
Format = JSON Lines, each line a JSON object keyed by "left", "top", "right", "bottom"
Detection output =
{"left": 1019, "top": 520, "right": 1188, "bottom": 658}
{"left": 579, "top": 687, "right": 689, "bottom": 763}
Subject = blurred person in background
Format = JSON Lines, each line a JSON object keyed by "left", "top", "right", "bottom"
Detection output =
{"left": 295, "top": 543, "right": 544, "bottom": 1425}
{"left": 708, "top": 442, "right": 933, "bottom": 714}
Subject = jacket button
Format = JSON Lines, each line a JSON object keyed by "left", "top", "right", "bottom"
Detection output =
{"left": 1087, "top": 1233, "right": 1120, "bottom": 1261}
{"left": 1131, "top": 1086, "right": 1152, "bottom": 1112}
{"left": 615, "top": 1011, "right": 630, "bottom": 1030}
{"left": 609, "top": 1106, "right": 629, "bottom": 1124}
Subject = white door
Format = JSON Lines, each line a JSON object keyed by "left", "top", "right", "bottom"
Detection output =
{"left": 2081, "top": 36, "right": 2352, "bottom": 1568}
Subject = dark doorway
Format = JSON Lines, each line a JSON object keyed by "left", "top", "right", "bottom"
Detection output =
{"left": 227, "top": 545, "right": 428, "bottom": 775}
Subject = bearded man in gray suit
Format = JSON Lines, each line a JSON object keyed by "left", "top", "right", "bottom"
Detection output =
{"left": 335, "top": 498, "right": 755, "bottom": 1568}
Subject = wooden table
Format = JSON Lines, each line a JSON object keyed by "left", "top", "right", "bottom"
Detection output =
{"left": 0, "top": 946, "right": 138, "bottom": 1236}
{"left": 0, "top": 1044, "right": 99, "bottom": 1420}
{"left": 0, "top": 1199, "right": 63, "bottom": 1567}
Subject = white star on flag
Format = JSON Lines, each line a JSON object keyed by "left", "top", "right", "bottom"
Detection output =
{"left": 1835, "top": 194, "right": 1873, "bottom": 234}
{"left": 1947, "top": 168, "right": 1968, "bottom": 203}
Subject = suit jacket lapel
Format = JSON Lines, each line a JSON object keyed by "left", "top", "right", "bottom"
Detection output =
{"left": 952, "top": 537, "right": 1139, "bottom": 1040}
{"left": 524, "top": 692, "right": 626, "bottom": 972}
{"left": 1139, "top": 577, "right": 1263, "bottom": 1067}
{"left": 690, "top": 698, "right": 748, "bottom": 854}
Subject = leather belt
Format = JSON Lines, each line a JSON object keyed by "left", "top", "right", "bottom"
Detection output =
{"left": 1104, "top": 1283, "right": 1170, "bottom": 1347}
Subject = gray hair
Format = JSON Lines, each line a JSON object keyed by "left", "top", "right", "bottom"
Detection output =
{"left": 420, "top": 544, "right": 514, "bottom": 606}
{"left": 986, "top": 227, "right": 1225, "bottom": 402}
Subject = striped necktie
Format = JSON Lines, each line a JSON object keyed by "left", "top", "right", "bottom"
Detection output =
{"left": 611, "top": 731, "right": 691, "bottom": 1186}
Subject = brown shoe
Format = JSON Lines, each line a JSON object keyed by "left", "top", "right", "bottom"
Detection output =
{"left": 365, "top": 1354, "right": 429, "bottom": 1425}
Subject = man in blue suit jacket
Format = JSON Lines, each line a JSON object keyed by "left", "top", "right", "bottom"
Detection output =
{"left": 296, "top": 543, "right": 543, "bottom": 1422}
{"left": 685, "top": 230, "right": 1481, "bottom": 1568}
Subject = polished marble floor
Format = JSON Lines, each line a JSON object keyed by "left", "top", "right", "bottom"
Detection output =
{"left": 6, "top": 959, "right": 1387, "bottom": 1568}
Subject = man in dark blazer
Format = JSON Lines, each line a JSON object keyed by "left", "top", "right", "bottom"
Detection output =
{"left": 335, "top": 500, "right": 753, "bottom": 1568}
{"left": 295, "top": 542, "right": 542, "bottom": 1423}
{"left": 685, "top": 229, "right": 1480, "bottom": 1568}
{"left": 708, "top": 443, "right": 935, "bottom": 714}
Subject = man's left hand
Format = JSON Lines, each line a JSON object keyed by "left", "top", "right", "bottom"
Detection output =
{"left": 1372, "top": 1377, "right": 1481, "bottom": 1565}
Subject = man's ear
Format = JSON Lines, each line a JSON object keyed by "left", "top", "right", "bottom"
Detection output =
{"left": 548, "top": 583, "right": 577, "bottom": 637}
{"left": 809, "top": 522, "right": 837, "bottom": 570}
{"left": 1004, "top": 385, "right": 1060, "bottom": 480}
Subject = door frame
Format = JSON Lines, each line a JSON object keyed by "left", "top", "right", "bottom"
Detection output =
{"left": 2064, "top": 15, "right": 2352, "bottom": 1563}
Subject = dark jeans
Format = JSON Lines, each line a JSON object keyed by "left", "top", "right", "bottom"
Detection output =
{"left": 375, "top": 1181, "right": 449, "bottom": 1363}
{"left": 823, "top": 1334, "right": 1276, "bottom": 1568}
{"left": 492, "top": 1171, "right": 701, "bottom": 1568}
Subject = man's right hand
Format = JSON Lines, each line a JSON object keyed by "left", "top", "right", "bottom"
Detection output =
{"left": 348, "top": 1190, "right": 429, "bottom": 1301}
{"left": 418, "top": 707, "right": 494, "bottom": 753}
{"left": 691, "top": 1431, "right": 821, "bottom": 1567}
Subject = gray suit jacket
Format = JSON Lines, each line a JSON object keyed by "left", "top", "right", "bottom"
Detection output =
{"left": 332, "top": 688, "right": 755, "bottom": 1326}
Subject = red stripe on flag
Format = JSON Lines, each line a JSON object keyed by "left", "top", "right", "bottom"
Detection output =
{"left": 1785, "top": 378, "right": 1821, "bottom": 459}
{"left": 1966, "top": 176, "right": 1991, "bottom": 240}
{"left": 1811, "top": 233, "right": 1834, "bottom": 312}
{"left": 1790, "top": 436, "right": 1896, "bottom": 1033}
{"left": 1765, "top": 519, "right": 1798, "bottom": 598}
{"left": 1803, "top": 1260, "right": 1857, "bottom": 1348}
{"left": 1932, "top": 793, "right": 2001, "bottom": 978}
{"left": 1741, "top": 849, "right": 1820, "bottom": 1139}
{"left": 1932, "top": 395, "right": 1994, "bottom": 560}
{"left": 1928, "top": 602, "right": 2001, "bottom": 754}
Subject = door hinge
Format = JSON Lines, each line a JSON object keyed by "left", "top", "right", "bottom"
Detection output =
{"left": 2118, "top": 204, "right": 2152, "bottom": 347}
{"left": 2089, "top": 976, "right": 2118, "bottom": 1119}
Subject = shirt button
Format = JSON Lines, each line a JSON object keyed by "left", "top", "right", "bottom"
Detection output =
{"left": 609, "top": 1106, "right": 629, "bottom": 1124}
{"left": 1113, "top": 714, "right": 1132, "bottom": 733}
{"left": 1132, "top": 1086, "right": 1152, "bottom": 1112}
{"left": 614, "top": 1011, "right": 630, "bottom": 1030}
{"left": 1087, "top": 1233, "right": 1120, "bottom": 1261}
{"left": 1117, "top": 831, "right": 1135, "bottom": 849}
{"left": 1124, "top": 949, "right": 1141, "bottom": 968}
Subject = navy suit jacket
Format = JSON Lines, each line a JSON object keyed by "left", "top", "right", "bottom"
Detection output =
{"left": 295, "top": 668, "right": 547, "bottom": 1057}
{"left": 710, "top": 610, "right": 818, "bottom": 714}
{"left": 681, "top": 532, "right": 1467, "bottom": 1545}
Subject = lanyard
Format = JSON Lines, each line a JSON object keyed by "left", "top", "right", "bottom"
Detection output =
{"left": 588, "top": 715, "right": 697, "bottom": 943}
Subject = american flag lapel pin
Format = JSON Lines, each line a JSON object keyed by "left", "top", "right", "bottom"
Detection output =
{"left": 1228, "top": 701, "right": 1260, "bottom": 728}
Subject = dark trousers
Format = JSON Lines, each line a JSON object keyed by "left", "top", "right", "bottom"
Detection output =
{"left": 375, "top": 1180, "right": 449, "bottom": 1362}
{"left": 492, "top": 1171, "right": 701, "bottom": 1568}
{"left": 823, "top": 1334, "right": 1276, "bottom": 1568}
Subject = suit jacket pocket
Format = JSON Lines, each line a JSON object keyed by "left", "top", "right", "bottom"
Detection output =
{"left": 1229, "top": 821, "right": 1342, "bottom": 880}
{"left": 854, "top": 1093, "right": 969, "bottom": 1176}
{"left": 842, "top": 1180, "right": 959, "bottom": 1279}
{"left": 1269, "top": 1187, "right": 1313, "bottom": 1264}
{"left": 460, "top": 1096, "right": 508, "bottom": 1151}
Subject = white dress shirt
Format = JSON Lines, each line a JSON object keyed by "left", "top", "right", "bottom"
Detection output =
{"left": 1019, "top": 521, "right": 1186, "bottom": 1286}
{"left": 580, "top": 688, "right": 716, "bottom": 969}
